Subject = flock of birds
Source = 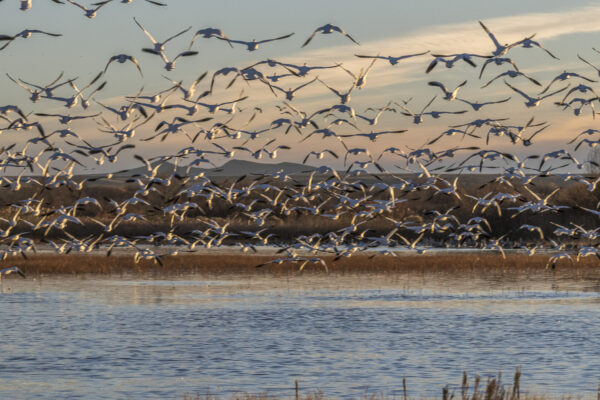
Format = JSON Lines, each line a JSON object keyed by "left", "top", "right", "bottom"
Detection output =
{"left": 3, "top": 1, "right": 600, "bottom": 278}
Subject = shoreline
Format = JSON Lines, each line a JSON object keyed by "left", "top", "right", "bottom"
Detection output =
{"left": 5, "top": 252, "right": 600, "bottom": 276}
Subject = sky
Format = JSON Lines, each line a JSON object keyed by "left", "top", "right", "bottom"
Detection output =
{"left": 2, "top": 0, "right": 600, "bottom": 173}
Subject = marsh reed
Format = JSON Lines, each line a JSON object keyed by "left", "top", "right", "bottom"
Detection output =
{"left": 6, "top": 252, "right": 600, "bottom": 276}
{"left": 183, "top": 368, "right": 594, "bottom": 400}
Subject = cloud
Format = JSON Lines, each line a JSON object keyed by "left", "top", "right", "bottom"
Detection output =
{"left": 279, "top": 5, "right": 600, "bottom": 89}
{"left": 7, "top": 4, "right": 600, "bottom": 174}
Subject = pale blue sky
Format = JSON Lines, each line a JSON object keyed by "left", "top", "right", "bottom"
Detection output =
{"left": 2, "top": 0, "right": 597, "bottom": 82}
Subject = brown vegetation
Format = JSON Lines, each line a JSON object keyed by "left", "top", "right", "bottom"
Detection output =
{"left": 2, "top": 174, "right": 600, "bottom": 246}
{"left": 7, "top": 252, "right": 600, "bottom": 276}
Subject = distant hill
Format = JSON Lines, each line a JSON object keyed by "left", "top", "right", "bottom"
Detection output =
{"left": 108, "top": 159, "right": 317, "bottom": 178}
{"left": 208, "top": 160, "right": 317, "bottom": 176}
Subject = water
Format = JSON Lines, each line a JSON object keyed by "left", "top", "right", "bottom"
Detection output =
{"left": 1, "top": 271, "right": 600, "bottom": 399}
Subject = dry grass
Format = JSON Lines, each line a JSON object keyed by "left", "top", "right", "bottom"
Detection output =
{"left": 182, "top": 369, "right": 591, "bottom": 400}
{"left": 2, "top": 175, "right": 600, "bottom": 244}
{"left": 7, "top": 252, "right": 600, "bottom": 277}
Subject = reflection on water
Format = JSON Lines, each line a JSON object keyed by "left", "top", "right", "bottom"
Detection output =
{"left": 1, "top": 271, "right": 600, "bottom": 399}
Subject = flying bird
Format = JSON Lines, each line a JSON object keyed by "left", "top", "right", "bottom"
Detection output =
{"left": 302, "top": 24, "right": 359, "bottom": 47}
{"left": 540, "top": 70, "right": 596, "bottom": 94}
{"left": 0, "top": 29, "right": 62, "bottom": 50}
{"left": 104, "top": 54, "right": 143, "bottom": 77}
{"left": 66, "top": 0, "right": 112, "bottom": 18}
{"left": 271, "top": 77, "right": 318, "bottom": 101}
{"left": 218, "top": 33, "right": 295, "bottom": 51}
{"left": 134, "top": 17, "right": 191, "bottom": 53}
{"left": 478, "top": 20, "right": 534, "bottom": 57}
{"left": 481, "top": 69, "right": 541, "bottom": 88}
{"left": 427, "top": 80, "right": 467, "bottom": 101}
{"left": 120, "top": 0, "right": 166, "bottom": 6}
{"left": 355, "top": 51, "right": 430, "bottom": 65}
{"left": 0, "top": 266, "right": 26, "bottom": 281}
{"left": 142, "top": 48, "right": 198, "bottom": 72}
{"left": 426, "top": 53, "right": 488, "bottom": 73}
{"left": 189, "top": 27, "right": 232, "bottom": 48}
{"left": 504, "top": 80, "right": 568, "bottom": 108}
{"left": 456, "top": 97, "right": 511, "bottom": 111}
{"left": 517, "top": 38, "right": 559, "bottom": 60}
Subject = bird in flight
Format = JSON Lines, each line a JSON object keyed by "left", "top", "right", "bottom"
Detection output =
{"left": 355, "top": 51, "right": 429, "bottom": 65}
{"left": 0, "top": 266, "right": 26, "bottom": 281}
{"left": 0, "top": 29, "right": 62, "bottom": 50}
{"left": 134, "top": 17, "right": 191, "bottom": 54}
{"left": 504, "top": 80, "right": 568, "bottom": 108}
{"left": 478, "top": 20, "right": 534, "bottom": 57}
{"left": 189, "top": 27, "right": 232, "bottom": 48}
{"left": 427, "top": 80, "right": 467, "bottom": 101}
{"left": 104, "top": 54, "right": 143, "bottom": 77}
{"left": 302, "top": 24, "right": 359, "bottom": 47}
{"left": 218, "top": 33, "right": 294, "bottom": 51}
{"left": 66, "top": 0, "right": 113, "bottom": 18}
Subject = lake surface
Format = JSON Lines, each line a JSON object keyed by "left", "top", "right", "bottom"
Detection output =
{"left": 1, "top": 271, "right": 600, "bottom": 399}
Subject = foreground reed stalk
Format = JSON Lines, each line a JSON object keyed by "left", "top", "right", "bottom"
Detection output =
{"left": 183, "top": 368, "right": 596, "bottom": 400}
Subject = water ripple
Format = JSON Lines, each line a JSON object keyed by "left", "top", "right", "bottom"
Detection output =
{"left": 1, "top": 274, "right": 599, "bottom": 399}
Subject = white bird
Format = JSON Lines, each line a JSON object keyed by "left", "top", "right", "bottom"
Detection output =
{"left": 302, "top": 24, "right": 359, "bottom": 47}
{"left": 0, "top": 104, "right": 27, "bottom": 120}
{"left": 0, "top": 29, "right": 62, "bottom": 50}
{"left": 482, "top": 236, "right": 508, "bottom": 259}
{"left": 578, "top": 53, "right": 600, "bottom": 79}
{"left": 34, "top": 111, "right": 101, "bottom": 125}
{"left": 69, "top": 73, "right": 106, "bottom": 109}
{"left": 16, "top": 72, "right": 76, "bottom": 99}
{"left": 481, "top": 70, "right": 541, "bottom": 88}
{"left": 0, "top": 266, "right": 26, "bottom": 281}
{"left": 567, "top": 128, "right": 600, "bottom": 144}
{"left": 398, "top": 96, "right": 436, "bottom": 124}
{"left": 518, "top": 224, "right": 544, "bottom": 240}
{"left": 141, "top": 48, "right": 199, "bottom": 72}
{"left": 276, "top": 61, "right": 341, "bottom": 77}
{"left": 5, "top": 73, "right": 44, "bottom": 103}
{"left": 189, "top": 27, "right": 232, "bottom": 48}
{"left": 317, "top": 78, "right": 355, "bottom": 104}
{"left": 428, "top": 80, "right": 467, "bottom": 100}
{"left": 478, "top": 20, "right": 533, "bottom": 57}
{"left": 240, "top": 229, "right": 277, "bottom": 245}
{"left": 355, "top": 51, "right": 429, "bottom": 65}
{"left": 340, "top": 58, "right": 377, "bottom": 89}
{"left": 396, "top": 232, "right": 427, "bottom": 253}
{"left": 457, "top": 97, "right": 511, "bottom": 111}
{"left": 134, "top": 17, "right": 191, "bottom": 53}
{"left": 120, "top": 0, "right": 166, "bottom": 6}
{"left": 518, "top": 38, "right": 559, "bottom": 60}
{"left": 356, "top": 100, "right": 393, "bottom": 126}
{"left": 504, "top": 80, "right": 568, "bottom": 108}
{"left": 104, "top": 54, "right": 143, "bottom": 77}
{"left": 133, "top": 247, "right": 163, "bottom": 266}
{"left": 540, "top": 71, "right": 596, "bottom": 94}
{"left": 427, "top": 128, "right": 478, "bottom": 145}
{"left": 339, "top": 129, "right": 407, "bottom": 142}
{"left": 66, "top": 0, "right": 113, "bottom": 18}
{"left": 426, "top": 53, "right": 486, "bottom": 73}
{"left": 303, "top": 149, "right": 339, "bottom": 164}
{"left": 218, "top": 33, "right": 295, "bottom": 51}
{"left": 577, "top": 247, "right": 600, "bottom": 262}
{"left": 546, "top": 252, "right": 572, "bottom": 269}
{"left": 162, "top": 72, "right": 207, "bottom": 101}
{"left": 271, "top": 77, "right": 318, "bottom": 101}
{"left": 479, "top": 57, "right": 520, "bottom": 79}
